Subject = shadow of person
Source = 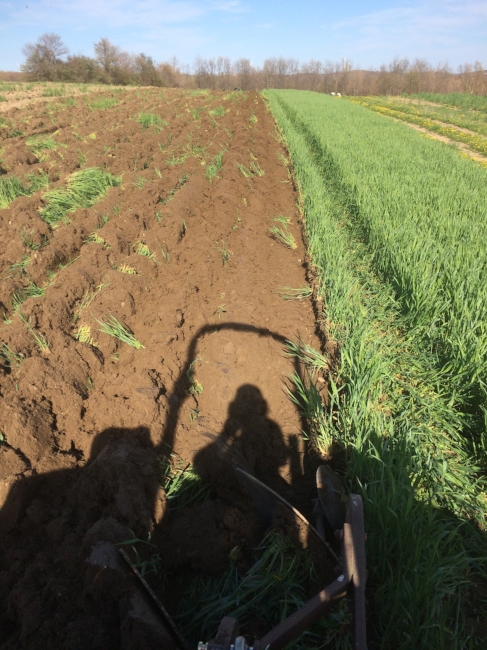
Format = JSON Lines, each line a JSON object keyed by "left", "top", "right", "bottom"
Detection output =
{"left": 193, "top": 384, "right": 298, "bottom": 504}
{"left": 0, "top": 426, "right": 174, "bottom": 650}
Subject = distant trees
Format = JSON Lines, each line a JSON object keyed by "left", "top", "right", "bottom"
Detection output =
{"left": 21, "top": 33, "right": 68, "bottom": 81}
{"left": 94, "top": 38, "right": 121, "bottom": 79}
{"left": 134, "top": 54, "right": 161, "bottom": 86}
{"left": 20, "top": 33, "right": 167, "bottom": 86}
{"left": 19, "top": 33, "right": 487, "bottom": 95}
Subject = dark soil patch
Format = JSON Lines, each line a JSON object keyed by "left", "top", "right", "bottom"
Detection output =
{"left": 0, "top": 89, "right": 333, "bottom": 648}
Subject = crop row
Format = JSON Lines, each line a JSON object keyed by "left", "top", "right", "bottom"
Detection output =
{"left": 350, "top": 97, "right": 487, "bottom": 157}
{"left": 410, "top": 91, "right": 487, "bottom": 113}
{"left": 265, "top": 89, "right": 487, "bottom": 649}
{"left": 359, "top": 96, "right": 487, "bottom": 137}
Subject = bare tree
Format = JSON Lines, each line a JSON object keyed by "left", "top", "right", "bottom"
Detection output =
{"left": 158, "top": 62, "right": 179, "bottom": 87}
{"left": 234, "top": 58, "right": 253, "bottom": 90}
{"left": 21, "top": 33, "right": 68, "bottom": 80}
{"left": 216, "top": 56, "right": 232, "bottom": 90}
{"left": 262, "top": 58, "right": 278, "bottom": 89}
{"left": 94, "top": 38, "right": 121, "bottom": 79}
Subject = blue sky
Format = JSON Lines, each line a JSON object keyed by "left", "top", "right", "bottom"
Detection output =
{"left": 0, "top": 0, "right": 486, "bottom": 71}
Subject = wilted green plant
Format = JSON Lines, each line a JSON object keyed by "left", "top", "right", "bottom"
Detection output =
{"left": 161, "top": 245, "right": 170, "bottom": 264}
{"left": 133, "top": 175, "right": 146, "bottom": 189}
{"left": 285, "top": 337, "right": 328, "bottom": 372}
{"left": 136, "top": 113, "right": 167, "bottom": 131}
{"left": 0, "top": 172, "right": 48, "bottom": 209}
{"left": 7, "top": 255, "right": 29, "bottom": 277}
{"left": 132, "top": 240, "right": 157, "bottom": 262}
{"left": 273, "top": 215, "right": 291, "bottom": 224}
{"left": 26, "top": 135, "right": 58, "bottom": 158}
{"left": 114, "top": 263, "right": 137, "bottom": 275}
{"left": 209, "top": 106, "right": 225, "bottom": 117}
{"left": 117, "top": 533, "right": 161, "bottom": 577}
{"left": 6, "top": 128, "right": 23, "bottom": 139}
{"left": 206, "top": 150, "right": 225, "bottom": 182}
{"left": 39, "top": 167, "right": 121, "bottom": 227}
{"left": 97, "top": 213, "right": 109, "bottom": 228}
{"left": 165, "top": 153, "right": 187, "bottom": 166}
{"left": 86, "top": 231, "right": 109, "bottom": 247}
{"left": 0, "top": 343, "right": 23, "bottom": 367}
{"left": 16, "top": 309, "right": 49, "bottom": 352}
{"left": 237, "top": 161, "right": 265, "bottom": 177}
{"left": 11, "top": 281, "right": 46, "bottom": 310}
{"left": 268, "top": 224, "right": 296, "bottom": 249}
{"left": 161, "top": 455, "right": 211, "bottom": 512}
{"left": 77, "top": 149, "right": 87, "bottom": 167}
{"left": 20, "top": 228, "right": 47, "bottom": 251}
{"left": 73, "top": 283, "right": 107, "bottom": 323}
{"left": 89, "top": 97, "right": 119, "bottom": 110}
{"left": 187, "top": 358, "right": 203, "bottom": 395}
{"left": 213, "top": 240, "right": 231, "bottom": 266}
{"left": 176, "top": 530, "right": 313, "bottom": 642}
{"left": 97, "top": 315, "right": 145, "bottom": 349}
{"left": 214, "top": 304, "right": 227, "bottom": 319}
{"left": 158, "top": 174, "right": 189, "bottom": 205}
{"left": 278, "top": 286, "right": 312, "bottom": 301}
{"left": 75, "top": 324, "right": 98, "bottom": 347}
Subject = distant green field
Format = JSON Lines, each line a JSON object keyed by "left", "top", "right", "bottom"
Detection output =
{"left": 411, "top": 91, "right": 487, "bottom": 113}
{"left": 266, "top": 89, "right": 487, "bottom": 649}
{"left": 350, "top": 95, "right": 487, "bottom": 156}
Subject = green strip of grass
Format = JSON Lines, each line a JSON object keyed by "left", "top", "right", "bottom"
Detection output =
{"left": 266, "top": 89, "right": 487, "bottom": 649}
{"left": 39, "top": 167, "right": 121, "bottom": 227}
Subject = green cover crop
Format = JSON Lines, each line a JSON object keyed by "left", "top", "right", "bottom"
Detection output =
{"left": 266, "top": 89, "right": 487, "bottom": 649}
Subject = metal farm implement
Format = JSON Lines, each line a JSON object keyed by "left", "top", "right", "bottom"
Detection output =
{"left": 121, "top": 466, "right": 367, "bottom": 650}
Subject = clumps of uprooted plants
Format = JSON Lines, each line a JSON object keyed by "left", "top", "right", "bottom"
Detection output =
{"left": 121, "top": 456, "right": 351, "bottom": 648}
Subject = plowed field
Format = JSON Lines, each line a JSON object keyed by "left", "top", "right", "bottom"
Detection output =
{"left": 0, "top": 89, "right": 327, "bottom": 647}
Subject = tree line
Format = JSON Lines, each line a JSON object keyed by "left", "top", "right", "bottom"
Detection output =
{"left": 18, "top": 33, "right": 487, "bottom": 96}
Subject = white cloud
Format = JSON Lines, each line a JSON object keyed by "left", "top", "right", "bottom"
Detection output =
{"left": 0, "top": 0, "right": 247, "bottom": 31}
{"left": 329, "top": 1, "right": 487, "bottom": 64}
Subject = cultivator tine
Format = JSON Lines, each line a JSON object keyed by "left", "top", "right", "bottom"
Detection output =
{"left": 235, "top": 467, "right": 340, "bottom": 563}
{"left": 201, "top": 470, "right": 368, "bottom": 650}
{"left": 119, "top": 548, "right": 190, "bottom": 650}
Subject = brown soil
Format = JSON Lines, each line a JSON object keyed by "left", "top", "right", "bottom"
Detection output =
{"left": 0, "top": 83, "right": 138, "bottom": 113}
{"left": 0, "top": 89, "right": 333, "bottom": 647}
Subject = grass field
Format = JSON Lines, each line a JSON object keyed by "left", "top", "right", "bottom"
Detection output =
{"left": 265, "top": 89, "right": 487, "bottom": 649}
{"left": 410, "top": 92, "right": 487, "bottom": 113}
{"left": 350, "top": 95, "right": 487, "bottom": 158}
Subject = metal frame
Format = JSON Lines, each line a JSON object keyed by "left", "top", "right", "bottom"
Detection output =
{"left": 199, "top": 493, "right": 367, "bottom": 650}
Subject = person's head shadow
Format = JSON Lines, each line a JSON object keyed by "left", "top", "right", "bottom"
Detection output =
{"left": 0, "top": 321, "right": 317, "bottom": 648}
{"left": 193, "top": 383, "right": 298, "bottom": 502}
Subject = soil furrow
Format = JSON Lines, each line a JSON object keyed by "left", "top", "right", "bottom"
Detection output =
{"left": 0, "top": 89, "right": 327, "bottom": 648}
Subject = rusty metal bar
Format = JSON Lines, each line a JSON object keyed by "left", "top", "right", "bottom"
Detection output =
{"left": 253, "top": 573, "right": 350, "bottom": 650}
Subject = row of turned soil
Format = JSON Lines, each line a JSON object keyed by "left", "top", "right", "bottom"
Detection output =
{"left": 0, "top": 90, "right": 328, "bottom": 648}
